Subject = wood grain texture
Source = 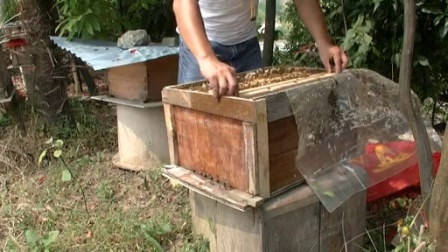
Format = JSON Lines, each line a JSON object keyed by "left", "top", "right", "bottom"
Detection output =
{"left": 162, "top": 87, "right": 258, "bottom": 122}
{"left": 243, "top": 122, "right": 259, "bottom": 194}
{"left": 108, "top": 55, "right": 178, "bottom": 102}
{"left": 163, "top": 166, "right": 264, "bottom": 210}
{"left": 268, "top": 116, "right": 298, "bottom": 156}
{"left": 146, "top": 55, "right": 179, "bottom": 101}
{"left": 108, "top": 62, "right": 148, "bottom": 101}
{"left": 268, "top": 116, "right": 303, "bottom": 193}
{"left": 173, "top": 106, "right": 248, "bottom": 191}
{"left": 163, "top": 104, "right": 178, "bottom": 165}
{"left": 269, "top": 150, "right": 303, "bottom": 192}
{"left": 340, "top": 191, "right": 367, "bottom": 251}
{"left": 190, "top": 191, "right": 264, "bottom": 252}
{"left": 254, "top": 100, "right": 270, "bottom": 197}
{"left": 265, "top": 200, "right": 320, "bottom": 252}
{"left": 190, "top": 184, "right": 366, "bottom": 252}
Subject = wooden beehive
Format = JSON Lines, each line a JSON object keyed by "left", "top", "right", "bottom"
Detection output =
{"left": 107, "top": 54, "right": 178, "bottom": 102}
{"left": 162, "top": 67, "right": 338, "bottom": 201}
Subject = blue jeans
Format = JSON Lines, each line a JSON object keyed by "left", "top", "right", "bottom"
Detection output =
{"left": 177, "top": 36, "right": 263, "bottom": 84}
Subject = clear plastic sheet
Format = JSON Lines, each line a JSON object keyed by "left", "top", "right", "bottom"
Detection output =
{"left": 286, "top": 70, "right": 441, "bottom": 213}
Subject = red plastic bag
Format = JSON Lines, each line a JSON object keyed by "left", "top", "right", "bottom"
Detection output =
{"left": 353, "top": 141, "right": 441, "bottom": 202}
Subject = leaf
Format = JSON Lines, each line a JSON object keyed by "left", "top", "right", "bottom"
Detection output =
{"left": 324, "top": 191, "right": 336, "bottom": 198}
{"left": 38, "top": 149, "right": 48, "bottom": 167}
{"left": 62, "top": 169, "right": 72, "bottom": 182}
{"left": 91, "top": 20, "right": 101, "bottom": 32}
{"left": 53, "top": 149, "right": 62, "bottom": 158}
{"left": 45, "top": 137, "right": 54, "bottom": 144}
{"left": 42, "top": 230, "right": 59, "bottom": 247}
{"left": 440, "top": 18, "right": 448, "bottom": 39}
{"left": 145, "top": 235, "right": 163, "bottom": 252}
{"left": 159, "top": 222, "right": 173, "bottom": 234}
{"left": 421, "top": 7, "right": 444, "bottom": 15}
{"left": 53, "top": 139, "right": 64, "bottom": 149}
{"left": 417, "top": 55, "right": 430, "bottom": 66}
{"left": 396, "top": 198, "right": 407, "bottom": 208}
{"left": 84, "top": 21, "right": 94, "bottom": 35}
{"left": 434, "top": 15, "right": 444, "bottom": 26}
{"left": 25, "top": 229, "right": 39, "bottom": 246}
{"left": 373, "top": 0, "right": 383, "bottom": 12}
{"left": 363, "top": 34, "right": 373, "bottom": 44}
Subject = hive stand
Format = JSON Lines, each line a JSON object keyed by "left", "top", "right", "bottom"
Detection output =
{"left": 190, "top": 184, "right": 366, "bottom": 252}
{"left": 92, "top": 54, "right": 179, "bottom": 171}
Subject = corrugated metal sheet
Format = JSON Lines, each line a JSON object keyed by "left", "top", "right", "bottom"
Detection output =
{"left": 50, "top": 36, "right": 179, "bottom": 71}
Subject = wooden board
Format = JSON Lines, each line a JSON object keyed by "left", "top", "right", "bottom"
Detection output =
{"left": 173, "top": 105, "right": 249, "bottom": 191}
{"left": 108, "top": 55, "right": 179, "bottom": 102}
{"left": 146, "top": 54, "right": 179, "bottom": 101}
{"left": 164, "top": 165, "right": 264, "bottom": 211}
{"left": 162, "top": 87, "right": 258, "bottom": 122}
{"left": 268, "top": 116, "right": 303, "bottom": 192}
{"left": 190, "top": 183, "right": 367, "bottom": 252}
{"left": 264, "top": 187, "right": 320, "bottom": 252}
{"left": 108, "top": 62, "right": 148, "bottom": 101}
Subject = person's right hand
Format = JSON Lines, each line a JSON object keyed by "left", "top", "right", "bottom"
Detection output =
{"left": 198, "top": 57, "right": 238, "bottom": 99}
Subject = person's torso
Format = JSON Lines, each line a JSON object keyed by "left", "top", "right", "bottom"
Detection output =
{"left": 190, "top": 0, "right": 258, "bottom": 45}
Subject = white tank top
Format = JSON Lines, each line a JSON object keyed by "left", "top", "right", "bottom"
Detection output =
{"left": 178, "top": 0, "right": 258, "bottom": 46}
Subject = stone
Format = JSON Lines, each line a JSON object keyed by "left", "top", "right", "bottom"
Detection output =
{"left": 117, "top": 29, "right": 151, "bottom": 49}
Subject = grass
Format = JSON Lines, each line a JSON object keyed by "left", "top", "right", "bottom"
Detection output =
{"left": 0, "top": 97, "right": 435, "bottom": 251}
{"left": 0, "top": 99, "right": 208, "bottom": 251}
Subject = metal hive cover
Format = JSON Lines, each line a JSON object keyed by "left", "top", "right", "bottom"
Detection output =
{"left": 49, "top": 36, "right": 179, "bottom": 71}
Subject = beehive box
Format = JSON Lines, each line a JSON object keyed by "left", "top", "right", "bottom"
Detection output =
{"left": 162, "top": 67, "right": 340, "bottom": 202}
{"left": 107, "top": 54, "right": 178, "bottom": 102}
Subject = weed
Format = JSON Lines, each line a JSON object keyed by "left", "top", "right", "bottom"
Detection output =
{"left": 25, "top": 229, "right": 59, "bottom": 252}
{"left": 0, "top": 111, "right": 12, "bottom": 127}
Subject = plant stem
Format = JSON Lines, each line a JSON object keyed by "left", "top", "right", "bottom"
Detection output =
{"left": 60, "top": 157, "right": 89, "bottom": 217}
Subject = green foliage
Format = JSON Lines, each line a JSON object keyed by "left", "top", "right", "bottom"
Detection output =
{"left": 0, "top": 0, "right": 18, "bottom": 23}
{"left": 55, "top": 0, "right": 176, "bottom": 42}
{"left": 25, "top": 229, "right": 59, "bottom": 252}
{"left": 0, "top": 111, "right": 12, "bottom": 127}
{"left": 280, "top": 0, "right": 448, "bottom": 110}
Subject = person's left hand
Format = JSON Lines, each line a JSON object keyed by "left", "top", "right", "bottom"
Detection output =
{"left": 317, "top": 43, "right": 349, "bottom": 74}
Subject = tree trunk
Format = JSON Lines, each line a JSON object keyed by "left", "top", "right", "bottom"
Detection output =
{"left": 429, "top": 128, "right": 448, "bottom": 250}
{"left": 398, "top": 0, "right": 433, "bottom": 214}
{"left": 262, "top": 0, "right": 276, "bottom": 67}
{"left": 18, "top": 0, "right": 71, "bottom": 125}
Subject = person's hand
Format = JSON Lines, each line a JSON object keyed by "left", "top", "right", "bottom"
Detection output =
{"left": 198, "top": 57, "right": 238, "bottom": 99}
{"left": 317, "top": 42, "right": 349, "bottom": 74}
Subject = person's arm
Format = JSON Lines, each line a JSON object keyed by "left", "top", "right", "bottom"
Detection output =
{"left": 293, "top": 0, "right": 333, "bottom": 47}
{"left": 173, "top": 0, "right": 216, "bottom": 62}
{"left": 172, "top": 0, "right": 237, "bottom": 98}
{"left": 293, "top": 0, "right": 349, "bottom": 73}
